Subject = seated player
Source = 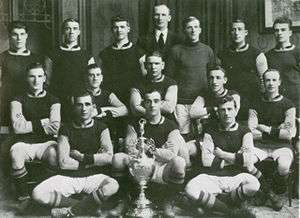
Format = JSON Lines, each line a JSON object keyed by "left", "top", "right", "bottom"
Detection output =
{"left": 32, "top": 91, "right": 119, "bottom": 217}
{"left": 248, "top": 69, "right": 296, "bottom": 210}
{"left": 184, "top": 96, "right": 259, "bottom": 217}
{"left": 113, "top": 89, "right": 186, "bottom": 185}
{"left": 10, "top": 62, "right": 60, "bottom": 204}
{"left": 85, "top": 63, "right": 128, "bottom": 143}
{"left": 130, "top": 51, "right": 177, "bottom": 119}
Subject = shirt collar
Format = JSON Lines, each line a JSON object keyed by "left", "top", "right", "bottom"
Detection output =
{"left": 262, "top": 94, "right": 283, "bottom": 102}
{"left": 219, "top": 122, "right": 238, "bottom": 131}
{"left": 60, "top": 44, "right": 81, "bottom": 51}
{"left": 8, "top": 49, "right": 31, "bottom": 56}
{"left": 274, "top": 44, "right": 295, "bottom": 52}
{"left": 72, "top": 119, "right": 94, "bottom": 129}
{"left": 155, "top": 29, "right": 168, "bottom": 37}
{"left": 148, "top": 116, "right": 165, "bottom": 125}
{"left": 87, "top": 88, "right": 101, "bottom": 96}
{"left": 230, "top": 43, "right": 249, "bottom": 52}
{"left": 112, "top": 41, "right": 132, "bottom": 50}
{"left": 27, "top": 90, "right": 46, "bottom": 98}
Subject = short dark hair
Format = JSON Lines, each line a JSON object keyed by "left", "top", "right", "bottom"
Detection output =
{"left": 62, "top": 18, "right": 79, "bottom": 31}
{"left": 111, "top": 15, "right": 129, "bottom": 27}
{"left": 143, "top": 88, "right": 162, "bottom": 100}
{"left": 70, "top": 90, "right": 93, "bottom": 105}
{"left": 216, "top": 95, "right": 237, "bottom": 109}
{"left": 87, "top": 63, "right": 102, "bottom": 71}
{"left": 182, "top": 16, "right": 200, "bottom": 29}
{"left": 8, "top": 21, "right": 28, "bottom": 34}
{"left": 273, "top": 16, "right": 292, "bottom": 29}
{"left": 26, "top": 62, "right": 45, "bottom": 74}
{"left": 262, "top": 68, "right": 281, "bottom": 81}
{"left": 207, "top": 63, "right": 226, "bottom": 77}
{"left": 145, "top": 51, "right": 164, "bottom": 62}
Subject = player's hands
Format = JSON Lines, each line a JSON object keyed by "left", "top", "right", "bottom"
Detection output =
{"left": 257, "top": 124, "right": 271, "bottom": 133}
{"left": 70, "top": 149, "right": 84, "bottom": 162}
{"left": 213, "top": 147, "right": 224, "bottom": 158}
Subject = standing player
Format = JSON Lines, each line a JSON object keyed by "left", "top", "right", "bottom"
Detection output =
{"left": 113, "top": 89, "right": 186, "bottom": 185}
{"left": 184, "top": 96, "right": 259, "bottom": 217}
{"left": 167, "top": 16, "right": 216, "bottom": 139}
{"left": 0, "top": 21, "right": 46, "bottom": 132}
{"left": 48, "top": 18, "right": 94, "bottom": 121}
{"left": 130, "top": 51, "right": 177, "bottom": 118}
{"left": 32, "top": 91, "right": 119, "bottom": 217}
{"left": 219, "top": 20, "right": 267, "bottom": 106}
{"left": 265, "top": 17, "right": 300, "bottom": 120}
{"left": 248, "top": 69, "right": 296, "bottom": 210}
{"left": 99, "top": 16, "right": 142, "bottom": 106}
{"left": 10, "top": 62, "right": 60, "bottom": 205}
{"left": 86, "top": 63, "right": 128, "bottom": 145}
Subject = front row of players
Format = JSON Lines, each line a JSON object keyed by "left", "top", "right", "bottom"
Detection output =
{"left": 8, "top": 59, "right": 296, "bottom": 217}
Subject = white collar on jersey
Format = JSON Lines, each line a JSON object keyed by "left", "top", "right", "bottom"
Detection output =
{"left": 27, "top": 90, "right": 46, "bottom": 98}
{"left": 60, "top": 44, "right": 81, "bottom": 51}
{"left": 8, "top": 49, "right": 31, "bottom": 56}
{"left": 72, "top": 119, "right": 94, "bottom": 129}
{"left": 230, "top": 43, "right": 249, "bottom": 52}
{"left": 274, "top": 44, "right": 295, "bottom": 52}
{"left": 148, "top": 116, "right": 165, "bottom": 125}
{"left": 262, "top": 94, "right": 283, "bottom": 102}
{"left": 219, "top": 122, "right": 239, "bottom": 131}
{"left": 112, "top": 41, "right": 132, "bottom": 50}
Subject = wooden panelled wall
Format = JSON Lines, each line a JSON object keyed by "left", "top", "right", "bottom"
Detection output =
{"left": 0, "top": 0, "right": 299, "bottom": 56}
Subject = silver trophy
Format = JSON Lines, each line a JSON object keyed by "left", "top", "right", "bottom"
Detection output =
{"left": 127, "top": 118, "right": 157, "bottom": 217}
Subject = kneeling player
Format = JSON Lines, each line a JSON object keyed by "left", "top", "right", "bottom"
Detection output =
{"left": 184, "top": 96, "right": 259, "bottom": 217}
{"left": 113, "top": 89, "right": 186, "bottom": 185}
{"left": 32, "top": 91, "right": 119, "bottom": 217}
{"left": 248, "top": 69, "right": 296, "bottom": 210}
{"left": 10, "top": 62, "right": 60, "bottom": 204}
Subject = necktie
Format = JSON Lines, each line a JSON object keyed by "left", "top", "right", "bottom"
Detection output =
{"left": 158, "top": 33, "right": 164, "bottom": 50}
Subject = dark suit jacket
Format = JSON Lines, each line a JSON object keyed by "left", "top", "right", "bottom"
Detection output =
{"left": 137, "top": 30, "right": 182, "bottom": 59}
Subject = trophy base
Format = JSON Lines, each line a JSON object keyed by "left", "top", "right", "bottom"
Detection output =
{"left": 126, "top": 198, "right": 157, "bottom": 218}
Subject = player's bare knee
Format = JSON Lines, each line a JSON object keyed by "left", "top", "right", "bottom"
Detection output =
{"left": 42, "top": 146, "right": 58, "bottom": 167}
{"left": 32, "top": 186, "right": 51, "bottom": 205}
{"left": 185, "top": 181, "right": 201, "bottom": 200}
{"left": 10, "top": 143, "right": 26, "bottom": 167}
{"left": 172, "top": 156, "right": 186, "bottom": 176}
{"left": 277, "top": 158, "right": 292, "bottom": 176}
{"left": 100, "top": 177, "right": 119, "bottom": 197}
{"left": 243, "top": 174, "right": 260, "bottom": 196}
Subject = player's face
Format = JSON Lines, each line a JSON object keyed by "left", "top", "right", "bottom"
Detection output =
{"left": 217, "top": 101, "right": 237, "bottom": 125}
{"left": 145, "top": 56, "right": 164, "bottom": 79}
{"left": 208, "top": 70, "right": 227, "bottom": 92}
{"left": 153, "top": 5, "right": 171, "bottom": 30}
{"left": 264, "top": 71, "right": 281, "bottom": 94}
{"left": 73, "top": 96, "right": 93, "bottom": 121}
{"left": 63, "top": 21, "right": 80, "bottom": 43}
{"left": 112, "top": 21, "right": 130, "bottom": 41}
{"left": 9, "top": 28, "right": 28, "bottom": 50}
{"left": 144, "top": 92, "right": 162, "bottom": 116}
{"left": 274, "top": 23, "right": 292, "bottom": 44}
{"left": 87, "top": 68, "right": 103, "bottom": 88}
{"left": 27, "top": 68, "right": 46, "bottom": 92}
{"left": 231, "top": 22, "right": 247, "bottom": 44}
{"left": 184, "top": 20, "right": 201, "bottom": 43}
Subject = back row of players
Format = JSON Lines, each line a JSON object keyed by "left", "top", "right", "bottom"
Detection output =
{"left": 0, "top": 3, "right": 299, "bottom": 217}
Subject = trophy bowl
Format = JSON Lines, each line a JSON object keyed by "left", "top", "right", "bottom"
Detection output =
{"left": 127, "top": 137, "right": 157, "bottom": 217}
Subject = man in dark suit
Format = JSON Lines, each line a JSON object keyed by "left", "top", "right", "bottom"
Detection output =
{"left": 138, "top": 4, "right": 181, "bottom": 70}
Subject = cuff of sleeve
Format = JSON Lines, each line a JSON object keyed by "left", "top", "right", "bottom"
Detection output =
{"left": 211, "top": 157, "right": 222, "bottom": 169}
{"left": 32, "top": 119, "right": 44, "bottom": 134}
